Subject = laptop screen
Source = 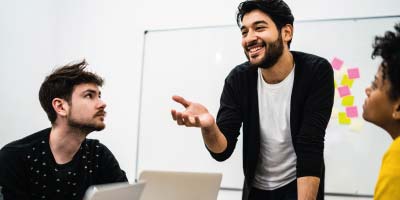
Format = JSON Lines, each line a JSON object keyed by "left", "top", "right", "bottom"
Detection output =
{"left": 139, "top": 171, "right": 222, "bottom": 200}
{"left": 83, "top": 181, "right": 146, "bottom": 200}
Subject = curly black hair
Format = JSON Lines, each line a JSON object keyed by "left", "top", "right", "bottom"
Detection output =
{"left": 372, "top": 23, "right": 400, "bottom": 101}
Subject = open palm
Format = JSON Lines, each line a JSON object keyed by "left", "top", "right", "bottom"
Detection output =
{"left": 171, "top": 95, "right": 215, "bottom": 128}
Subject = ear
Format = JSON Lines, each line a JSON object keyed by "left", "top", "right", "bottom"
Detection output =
{"left": 281, "top": 24, "right": 293, "bottom": 44}
{"left": 392, "top": 100, "right": 400, "bottom": 120}
{"left": 52, "top": 98, "right": 69, "bottom": 117}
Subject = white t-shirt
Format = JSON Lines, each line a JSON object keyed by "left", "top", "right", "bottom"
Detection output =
{"left": 253, "top": 67, "right": 297, "bottom": 190}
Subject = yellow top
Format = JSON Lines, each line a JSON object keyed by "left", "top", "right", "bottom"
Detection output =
{"left": 374, "top": 136, "right": 400, "bottom": 200}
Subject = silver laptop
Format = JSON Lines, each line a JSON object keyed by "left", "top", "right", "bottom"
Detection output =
{"left": 83, "top": 181, "right": 146, "bottom": 200}
{"left": 139, "top": 170, "right": 222, "bottom": 200}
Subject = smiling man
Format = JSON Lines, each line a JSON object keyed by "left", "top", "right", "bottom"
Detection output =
{"left": 0, "top": 60, "right": 127, "bottom": 200}
{"left": 171, "top": 0, "right": 334, "bottom": 200}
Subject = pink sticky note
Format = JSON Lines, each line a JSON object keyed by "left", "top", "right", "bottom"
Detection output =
{"left": 348, "top": 68, "right": 360, "bottom": 79}
{"left": 331, "top": 57, "right": 344, "bottom": 70}
{"left": 346, "top": 106, "right": 358, "bottom": 118}
{"left": 338, "top": 86, "right": 351, "bottom": 97}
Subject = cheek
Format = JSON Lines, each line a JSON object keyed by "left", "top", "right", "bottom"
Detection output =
{"left": 363, "top": 94, "right": 375, "bottom": 112}
{"left": 241, "top": 39, "right": 246, "bottom": 48}
{"left": 70, "top": 104, "right": 87, "bottom": 115}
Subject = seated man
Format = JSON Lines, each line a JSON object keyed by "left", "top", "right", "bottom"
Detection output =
{"left": 363, "top": 23, "right": 400, "bottom": 199}
{"left": 0, "top": 60, "right": 127, "bottom": 200}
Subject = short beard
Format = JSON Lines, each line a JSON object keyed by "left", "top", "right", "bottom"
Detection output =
{"left": 246, "top": 34, "right": 284, "bottom": 69}
{"left": 67, "top": 118, "right": 105, "bottom": 135}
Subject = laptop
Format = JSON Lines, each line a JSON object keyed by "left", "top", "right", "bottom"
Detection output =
{"left": 139, "top": 170, "right": 222, "bottom": 200}
{"left": 83, "top": 181, "right": 146, "bottom": 200}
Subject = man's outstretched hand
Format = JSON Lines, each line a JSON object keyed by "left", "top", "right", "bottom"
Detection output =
{"left": 171, "top": 95, "right": 215, "bottom": 129}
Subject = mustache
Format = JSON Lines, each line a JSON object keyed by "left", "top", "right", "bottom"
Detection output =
{"left": 94, "top": 110, "right": 107, "bottom": 117}
{"left": 246, "top": 40, "right": 264, "bottom": 49}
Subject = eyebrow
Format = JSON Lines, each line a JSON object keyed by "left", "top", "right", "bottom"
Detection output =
{"left": 241, "top": 20, "right": 268, "bottom": 30}
{"left": 82, "top": 89, "right": 100, "bottom": 96}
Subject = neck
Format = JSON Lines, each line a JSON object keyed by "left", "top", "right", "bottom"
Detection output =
{"left": 385, "top": 123, "right": 400, "bottom": 140}
{"left": 260, "top": 50, "right": 294, "bottom": 84}
{"left": 49, "top": 123, "right": 87, "bottom": 164}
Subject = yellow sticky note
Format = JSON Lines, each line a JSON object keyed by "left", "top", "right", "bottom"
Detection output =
{"left": 339, "top": 112, "right": 351, "bottom": 124}
{"left": 341, "top": 96, "right": 354, "bottom": 106}
{"left": 341, "top": 74, "right": 354, "bottom": 88}
{"left": 350, "top": 118, "right": 364, "bottom": 132}
{"left": 334, "top": 79, "right": 337, "bottom": 88}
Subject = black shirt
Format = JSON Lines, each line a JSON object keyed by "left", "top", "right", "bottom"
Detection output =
{"left": 0, "top": 128, "right": 128, "bottom": 200}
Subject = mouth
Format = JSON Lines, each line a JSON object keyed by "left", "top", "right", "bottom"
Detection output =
{"left": 95, "top": 111, "right": 107, "bottom": 118}
{"left": 247, "top": 43, "right": 265, "bottom": 58}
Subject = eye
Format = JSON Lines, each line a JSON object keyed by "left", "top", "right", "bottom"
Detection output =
{"left": 241, "top": 30, "right": 248, "bottom": 37}
{"left": 85, "top": 93, "right": 93, "bottom": 98}
{"left": 370, "top": 81, "right": 377, "bottom": 90}
{"left": 255, "top": 26, "right": 265, "bottom": 31}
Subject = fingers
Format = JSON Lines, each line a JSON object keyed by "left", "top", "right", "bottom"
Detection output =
{"left": 172, "top": 95, "right": 191, "bottom": 108}
{"left": 171, "top": 109, "right": 185, "bottom": 126}
{"left": 171, "top": 110, "right": 186, "bottom": 126}
{"left": 171, "top": 109, "right": 177, "bottom": 121}
{"left": 175, "top": 112, "right": 185, "bottom": 126}
{"left": 171, "top": 110, "right": 199, "bottom": 127}
{"left": 194, "top": 116, "right": 201, "bottom": 127}
{"left": 182, "top": 114, "right": 196, "bottom": 127}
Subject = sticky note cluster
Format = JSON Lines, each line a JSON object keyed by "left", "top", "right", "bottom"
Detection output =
{"left": 330, "top": 57, "right": 362, "bottom": 127}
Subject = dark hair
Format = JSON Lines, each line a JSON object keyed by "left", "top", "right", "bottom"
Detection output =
{"left": 39, "top": 60, "right": 104, "bottom": 124}
{"left": 372, "top": 23, "right": 400, "bottom": 101}
{"left": 236, "top": 0, "right": 294, "bottom": 47}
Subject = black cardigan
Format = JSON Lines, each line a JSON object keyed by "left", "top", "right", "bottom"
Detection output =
{"left": 209, "top": 51, "right": 334, "bottom": 199}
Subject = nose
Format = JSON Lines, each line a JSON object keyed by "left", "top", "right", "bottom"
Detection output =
{"left": 243, "top": 30, "right": 257, "bottom": 45}
{"left": 365, "top": 87, "right": 371, "bottom": 97}
{"left": 98, "top": 99, "right": 107, "bottom": 109}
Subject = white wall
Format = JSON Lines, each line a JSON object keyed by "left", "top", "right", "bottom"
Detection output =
{"left": 0, "top": 0, "right": 399, "bottom": 199}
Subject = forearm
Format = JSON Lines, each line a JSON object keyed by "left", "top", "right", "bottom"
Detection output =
{"left": 201, "top": 123, "right": 227, "bottom": 153}
{"left": 297, "top": 176, "right": 320, "bottom": 200}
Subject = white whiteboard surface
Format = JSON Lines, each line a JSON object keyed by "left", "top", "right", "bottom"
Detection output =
{"left": 137, "top": 17, "right": 400, "bottom": 195}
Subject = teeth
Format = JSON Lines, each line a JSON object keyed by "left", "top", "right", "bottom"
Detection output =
{"left": 249, "top": 46, "right": 262, "bottom": 53}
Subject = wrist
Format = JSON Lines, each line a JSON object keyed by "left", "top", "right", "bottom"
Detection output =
{"left": 202, "top": 123, "right": 217, "bottom": 135}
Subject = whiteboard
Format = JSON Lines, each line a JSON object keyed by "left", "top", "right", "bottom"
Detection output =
{"left": 136, "top": 17, "right": 400, "bottom": 195}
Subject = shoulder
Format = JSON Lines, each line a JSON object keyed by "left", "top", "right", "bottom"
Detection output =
{"left": 292, "top": 51, "right": 332, "bottom": 72}
{"left": 384, "top": 137, "right": 400, "bottom": 162}
{"left": 1, "top": 128, "right": 50, "bottom": 154}
{"left": 226, "top": 62, "right": 256, "bottom": 79}
{"left": 0, "top": 128, "right": 50, "bottom": 181}
{"left": 224, "top": 61, "right": 258, "bottom": 87}
{"left": 391, "top": 137, "right": 400, "bottom": 151}
{"left": 291, "top": 51, "right": 333, "bottom": 84}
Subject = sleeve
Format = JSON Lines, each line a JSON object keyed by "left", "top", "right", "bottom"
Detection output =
{"left": 97, "top": 144, "right": 128, "bottom": 184}
{"left": 0, "top": 148, "right": 30, "bottom": 200}
{"left": 295, "top": 59, "right": 334, "bottom": 178}
{"left": 208, "top": 74, "right": 243, "bottom": 161}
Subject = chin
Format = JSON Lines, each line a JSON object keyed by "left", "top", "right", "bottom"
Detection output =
{"left": 96, "top": 124, "right": 106, "bottom": 131}
{"left": 248, "top": 59, "right": 265, "bottom": 68}
{"left": 362, "top": 112, "right": 372, "bottom": 123}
